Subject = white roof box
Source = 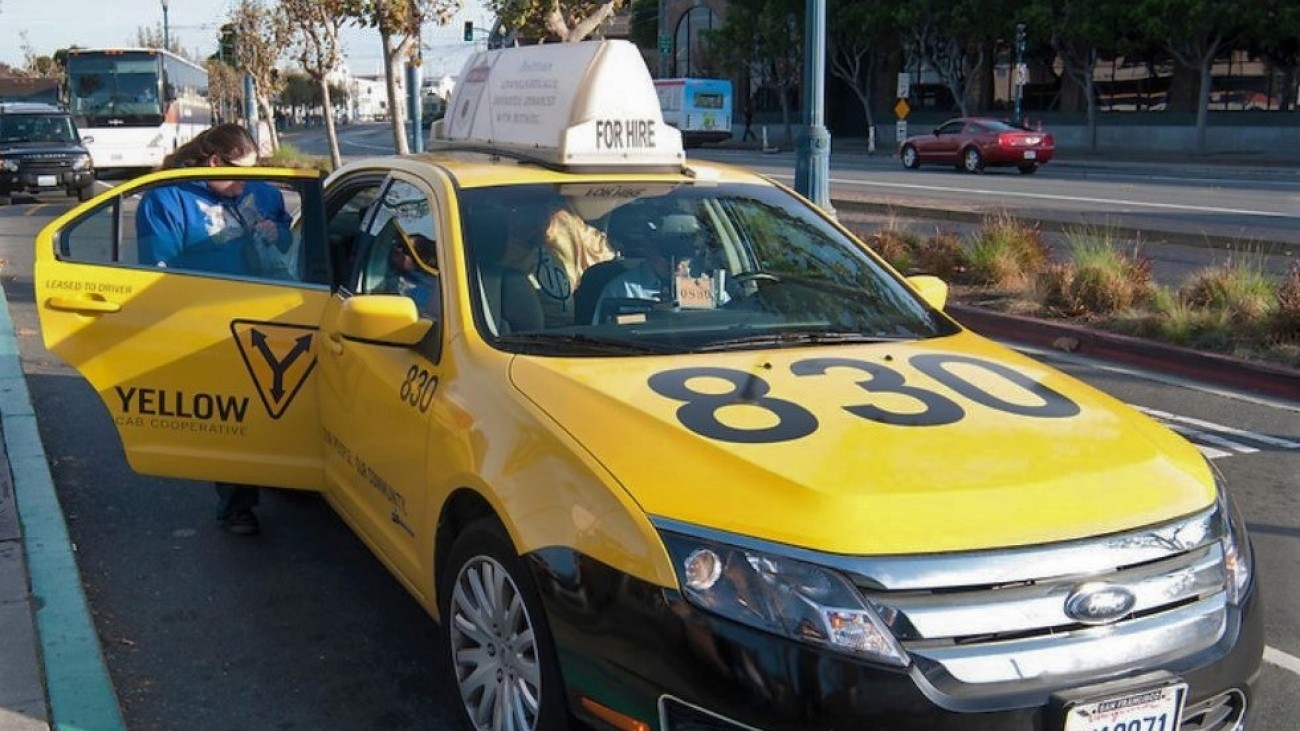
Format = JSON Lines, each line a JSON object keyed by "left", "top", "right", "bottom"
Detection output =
{"left": 433, "top": 40, "right": 685, "bottom": 172}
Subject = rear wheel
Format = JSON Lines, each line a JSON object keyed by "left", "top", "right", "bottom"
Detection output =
{"left": 1017, "top": 163, "right": 1039, "bottom": 175}
{"left": 440, "top": 518, "right": 568, "bottom": 731}
{"left": 962, "top": 147, "right": 984, "bottom": 173}
{"left": 900, "top": 144, "right": 920, "bottom": 169}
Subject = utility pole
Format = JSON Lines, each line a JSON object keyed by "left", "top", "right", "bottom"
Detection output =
{"left": 794, "top": 0, "right": 833, "bottom": 215}
{"left": 1013, "top": 23, "right": 1026, "bottom": 125}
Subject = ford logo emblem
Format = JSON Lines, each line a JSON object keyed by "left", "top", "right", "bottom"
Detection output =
{"left": 1064, "top": 582, "right": 1136, "bottom": 625}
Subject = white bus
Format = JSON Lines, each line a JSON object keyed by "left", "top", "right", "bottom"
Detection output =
{"left": 653, "top": 77, "right": 733, "bottom": 147}
{"left": 66, "top": 48, "right": 212, "bottom": 170}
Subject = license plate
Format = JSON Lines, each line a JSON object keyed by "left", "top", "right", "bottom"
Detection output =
{"left": 37, "top": 175, "right": 57, "bottom": 187}
{"left": 1024, "top": 150, "right": 1037, "bottom": 160}
{"left": 1064, "top": 683, "right": 1186, "bottom": 731}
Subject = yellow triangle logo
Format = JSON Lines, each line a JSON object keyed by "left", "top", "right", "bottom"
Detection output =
{"left": 230, "top": 320, "right": 318, "bottom": 419}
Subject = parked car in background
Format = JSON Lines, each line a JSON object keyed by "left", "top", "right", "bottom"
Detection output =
{"left": 900, "top": 117, "right": 1055, "bottom": 174}
{"left": 0, "top": 102, "right": 97, "bottom": 204}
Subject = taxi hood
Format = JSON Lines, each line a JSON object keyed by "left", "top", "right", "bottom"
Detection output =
{"left": 510, "top": 332, "right": 1214, "bottom": 555}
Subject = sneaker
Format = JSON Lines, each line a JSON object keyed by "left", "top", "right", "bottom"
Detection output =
{"left": 221, "top": 509, "right": 260, "bottom": 536}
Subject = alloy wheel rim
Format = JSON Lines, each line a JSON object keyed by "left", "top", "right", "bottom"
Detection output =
{"left": 449, "top": 555, "right": 542, "bottom": 731}
{"left": 965, "top": 150, "right": 979, "bottom": 170}
{"left": 902, "top": 147, "right": 916, "bottom": 166}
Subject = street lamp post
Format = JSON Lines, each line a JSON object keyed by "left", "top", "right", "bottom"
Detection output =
{"left": 161, "top": 0, "right": 170, "bottom": 50}
{"left": 1013, "top": 23, "right": 1026, "bottom": 125}
{"left": 794, "top": 0, "right": 833, "bottom": 215}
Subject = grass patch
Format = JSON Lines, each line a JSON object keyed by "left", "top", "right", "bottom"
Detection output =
{"left": 263, "top": 142, "right": 332, "bottom": 172}
{"left": 855, "top": 214, "right": 1299, "bottom": 369}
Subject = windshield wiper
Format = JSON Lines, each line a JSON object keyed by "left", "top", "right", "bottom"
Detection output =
{"left": 692, "top": 330, "right": 905, "bottom": 353}
{"left": 495, "top": 332, "right": 674, "bottom": 355}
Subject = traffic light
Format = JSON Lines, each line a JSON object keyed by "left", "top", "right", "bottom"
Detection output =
{"left": 218, "top": 23, "right": 237, "bottom": 64}
{"left": 463, "top": 21, "right": 474, "bottom": 42}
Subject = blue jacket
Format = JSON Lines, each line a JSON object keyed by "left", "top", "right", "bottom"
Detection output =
{"left": 136, "top": 180, "right": 291, "bottom": 276}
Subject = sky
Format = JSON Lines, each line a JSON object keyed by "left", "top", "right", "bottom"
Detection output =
{"left": 0, "top": 0, "right": 497, "bottom": 78}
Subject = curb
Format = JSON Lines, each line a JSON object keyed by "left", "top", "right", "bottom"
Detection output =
{"left": 0, "top": 283, "right": 127, "bottom": 731}
{"left": 830, "top": 198, "right": 1300, "bottom": 258}
{"left": 949, "top": 303, "right": 1300, "bottom": 403}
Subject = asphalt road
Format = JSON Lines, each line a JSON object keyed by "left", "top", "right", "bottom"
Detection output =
{"left": 2, "top": 158, "right": 1298, "bottom": 729}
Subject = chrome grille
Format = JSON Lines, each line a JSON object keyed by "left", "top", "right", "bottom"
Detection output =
{"left": 841, "top": 506, "right": 1229, "bottom": 696}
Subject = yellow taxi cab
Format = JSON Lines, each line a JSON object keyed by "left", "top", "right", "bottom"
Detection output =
{"left": 35, "top": 40, "right": 1260, "bottom": 731}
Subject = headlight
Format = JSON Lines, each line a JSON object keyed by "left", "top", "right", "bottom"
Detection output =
{"left": 72, "top": 154, "right": 92, "bottom": 171}
{"left": 660, "top": 528, "right": 910, "bottom": 667}
{"left": 0, "top": 157, "right": 17, "bottom": 172}
{"left": 1215, "top": 476, "right": 1254, "bottom": 605}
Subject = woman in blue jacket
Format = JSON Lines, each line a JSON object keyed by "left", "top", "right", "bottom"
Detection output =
{"left": 136, "top": 123, "right": 293, "bottom": 279}
{"left": 136, "top": 123, "right": 290, "bottom": 536}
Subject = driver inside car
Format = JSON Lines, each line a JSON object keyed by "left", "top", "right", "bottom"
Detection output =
{"left": 594, "top": 213, "right": 730, "bottom": 322}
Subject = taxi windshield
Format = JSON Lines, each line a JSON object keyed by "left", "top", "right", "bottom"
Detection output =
{"left": 459, "top": 182, "right": 957, "bottom": 356}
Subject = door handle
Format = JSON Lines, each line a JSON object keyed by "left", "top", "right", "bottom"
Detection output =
{"left": 326, "top": 332, "right": 344, "bottom": 355}
{"left": 45, "top": 296, "right": 122, "bottom": 314}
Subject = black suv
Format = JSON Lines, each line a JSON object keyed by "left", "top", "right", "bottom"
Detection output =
{"left": 0, "top": 102, "right": 96, "bottom": 205}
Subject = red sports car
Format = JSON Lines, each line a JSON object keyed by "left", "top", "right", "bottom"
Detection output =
{"left": 899, "top": 117, "right": 1054, "bottom": 174}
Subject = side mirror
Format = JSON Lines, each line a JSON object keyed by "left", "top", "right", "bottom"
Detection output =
{"left": 932, "top": 128, "right": 941, "bottom": 136}
{"left": 907, "top": 275, "right": 948, "bottom": 311}
{"left": 337, "top": 294, "right": 435, "bottom": 346}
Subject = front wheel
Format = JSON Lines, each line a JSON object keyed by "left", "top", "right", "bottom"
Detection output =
{"left": 962, "top": 147, "right": 984, "bottom": 173}
{"left": 440, "top": 519, "right": 568, "bottom": 731}
{"left": 900, "top": 144, "right": 920, "bottom": 169}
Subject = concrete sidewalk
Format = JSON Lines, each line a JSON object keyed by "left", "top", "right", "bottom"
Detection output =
{"left": 0, "top": 282, "right": 125, "bottom": 731}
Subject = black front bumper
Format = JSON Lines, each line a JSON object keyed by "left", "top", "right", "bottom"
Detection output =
{"left": 527, "top": 549, "right": 1263, "bottom": 731}
{"left": 0, "top": 167, "right": 94, "bottom": 196}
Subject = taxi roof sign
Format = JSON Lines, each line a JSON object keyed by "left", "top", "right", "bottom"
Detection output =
{"left": 433, "top": 40, "right": 685, "bottom": 172}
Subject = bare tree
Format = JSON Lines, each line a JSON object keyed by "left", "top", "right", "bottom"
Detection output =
{"left": 487, "top": 0, "right": 628, "bottom": 42}
{"left": 282, "top": 0, "right": 351, "bottom": 169}
{"left": 230, "top": 0, "right": 290, "bottom": 152}
{"left": 350, "top": 1, "right": 460, "bottom": 155}
{"left": 133, "top": 23, "right": 187, "bottom": 56}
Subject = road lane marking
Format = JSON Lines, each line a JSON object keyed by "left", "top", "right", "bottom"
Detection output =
{"left": 1265, "top": 646, "right": 1300, "bottom": 677}
{"left": 761, "top": 172, "right": 1299, "bottom": 221}
{"left": 1138, "top": 407, "right": 1300, "bottom": 449}
{"left": 1136, "top": 406, "right": 1299, "bottom": 459}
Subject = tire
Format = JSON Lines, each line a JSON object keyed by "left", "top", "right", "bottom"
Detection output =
{"left": 440, "top": 519, "right": 568, "bottom": 731}
{"left": 900, "top": 144, "right": 920, "bottom": 169}
{"left": 962, "top": 147, "right": 984, "bottom": 173}
{"left": 77, "top": 183, "right": 96, "bottom": 202}
{"left": 1017, "top": 163, "right": 1039, "bottom": 175}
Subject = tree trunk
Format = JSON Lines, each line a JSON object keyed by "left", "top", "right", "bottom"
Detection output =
{"left": 320, "top": 78, "right": 341, "bottom": 169}
{"left": 1194, "top": 57, "right": 1213, "bottom": 154}
{"left": 256, "top": 94, "right": 279, "bottom": 152}
{"left": 381, "top": 27, "right": 410, "bottom": 156}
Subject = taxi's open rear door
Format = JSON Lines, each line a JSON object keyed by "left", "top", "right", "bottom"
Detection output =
{"left": 34, "top": 167, "right": 331, "bottom": 490}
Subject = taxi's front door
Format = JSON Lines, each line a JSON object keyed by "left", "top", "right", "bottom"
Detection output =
{"left": 316, "top": 173, "right": 450, "bottom": 585}
{"left": 34, "top": 168, "right": 331, "bottom": 489}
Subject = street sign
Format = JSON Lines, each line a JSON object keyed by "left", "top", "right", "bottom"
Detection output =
{"left": 897, "top": 72, "right": 910, "bottom": 99}
{"left": 896, "top": 120, "right": 908, "bottom": 142}
{"left": 658, "top": 34, "right": 671, "bottom": 54}
{"left": 894, "top": 98, "right": 911, "bottom": 120}
{"left": 1015, "top": 63, "right": 1029, "bottom": 86}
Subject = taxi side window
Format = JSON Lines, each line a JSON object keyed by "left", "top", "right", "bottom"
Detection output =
{"left": 355, "top": 179, "right": 441, "bottom": 319}
{"left": 324, "top": 176, "right": 385, "bottom": 289}
{"left": 57, "top": 177, "right": 327, "bottom": 286}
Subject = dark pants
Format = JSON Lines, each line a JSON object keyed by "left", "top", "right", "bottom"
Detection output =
{"left": 215, "top": 483, "right": 259, "bottom": 520}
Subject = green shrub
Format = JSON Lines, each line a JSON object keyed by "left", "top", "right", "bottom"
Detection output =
{"left": 264, "top": 142, "right": 332, "bottom": 172}
{"left": 966, "top": 213, "right": 1050, "bottom": 290}
{"left": 1268, "top": 262, "right": 1300, "bottom": 343}
{"left": 1179, "top": 258, "right": 1275, "bottom": 323}
{"left": 864, "top": 228, "right": 918, "bottom": 272}
{"left": 912, "top": 232, "right": 968, "bottom": 280}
